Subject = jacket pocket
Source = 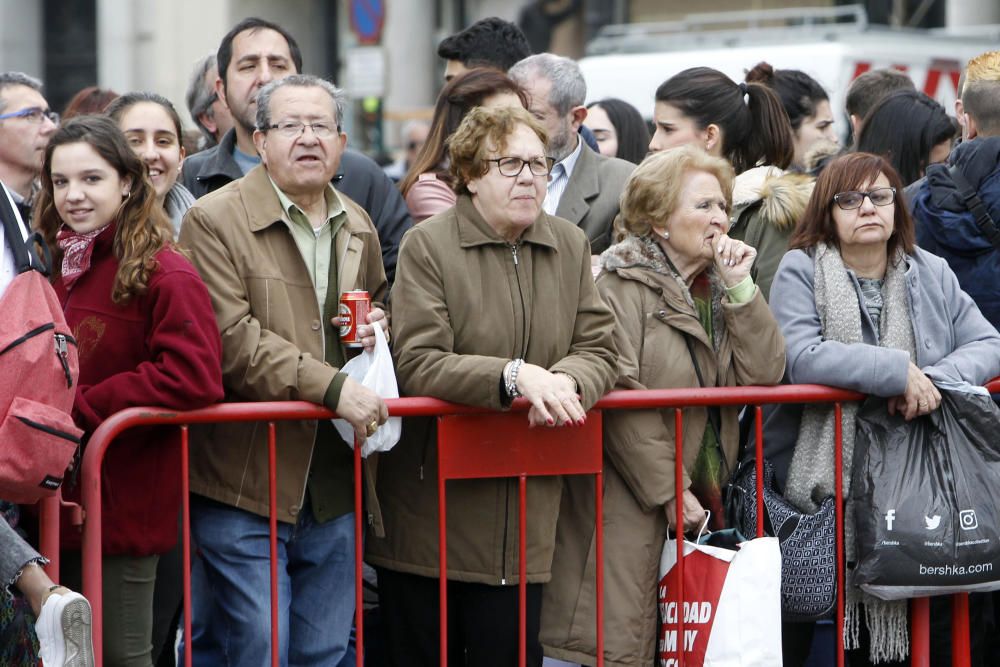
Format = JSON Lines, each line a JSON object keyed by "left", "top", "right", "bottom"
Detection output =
{"left": 0, "top": 397, "right": 84, "bottom": 503}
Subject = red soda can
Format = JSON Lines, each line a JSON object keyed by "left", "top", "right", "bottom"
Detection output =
{"left": 338, "top": 290, "right": 371, "bottom": 348}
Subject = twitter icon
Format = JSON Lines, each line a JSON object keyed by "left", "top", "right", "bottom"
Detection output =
{"left": 925, "top": 515, "right": 942, "bottom": 530}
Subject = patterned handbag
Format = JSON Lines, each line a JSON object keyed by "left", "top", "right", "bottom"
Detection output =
{"left": 0, "top": 502, "right": 40, "bottom": 666}
{"left": 727, "top": 460, "right": 837, "bottom": 622}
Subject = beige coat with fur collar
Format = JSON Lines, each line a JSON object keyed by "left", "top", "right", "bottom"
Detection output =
{"left": 540, "top": 234, "right": 785, "bottom": 667}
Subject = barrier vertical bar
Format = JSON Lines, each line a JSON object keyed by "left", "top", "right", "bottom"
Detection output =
{"left": 754, "top": 406, "right": 765, "bottom": 538}
{"left": 181, "top": 425, "right": 193, "bottom": 667}
{"left": 595, "top": 470, "right": 604, "bottom": 667}
{"left": 519, "top": 474, "right": 528, "bottom": 667}
{"left": 911, "top": 597, "right": 930, "bottom": 667}
{"left": 354, "top": 441, "right": 365, "bottom": 666}
{"left": 438, "top": 417, "right": 449, "bottom": 667}
{"left": 952, "top": 593, "right": 971, "bottom": 667}
{"left": 674, "top": 408, "right": 685, "bottom": 667}
{"left": 38, "top": 494, "right": 60, "bottom": 581}
{"left": 268, "top": 422, "right": 279, "bottom": 667}
{"left": 834, "top": 403, "right": 845, "bottom": 667}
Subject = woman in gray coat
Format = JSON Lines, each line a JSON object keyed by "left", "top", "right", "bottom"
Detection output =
{"left": 765, "top": 152, "right": 1000, "bottom": 666}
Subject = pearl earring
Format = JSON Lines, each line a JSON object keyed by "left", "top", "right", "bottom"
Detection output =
{"left": 653, "top": 227, "right": 669, "bottom": 240}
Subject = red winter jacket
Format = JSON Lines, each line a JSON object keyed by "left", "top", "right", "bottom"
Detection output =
{"left": 56, "top": 227, "right": 223, "bottom": 555}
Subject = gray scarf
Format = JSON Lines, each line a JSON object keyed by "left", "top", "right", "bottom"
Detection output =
{"left": 784, "top": 242, "right": 915, "bottom": 664}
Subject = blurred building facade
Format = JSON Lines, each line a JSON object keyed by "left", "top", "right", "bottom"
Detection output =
{"left": 1, "top": 0, "right": 997, "bottom": 158}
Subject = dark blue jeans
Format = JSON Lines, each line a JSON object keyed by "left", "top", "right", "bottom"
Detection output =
{"left": 188, "top": 496, "right": 356, "bottom": 667}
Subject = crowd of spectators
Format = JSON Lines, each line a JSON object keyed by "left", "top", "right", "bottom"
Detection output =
{"left": 1, "top": 12, "right": 1000, "bottom": 667}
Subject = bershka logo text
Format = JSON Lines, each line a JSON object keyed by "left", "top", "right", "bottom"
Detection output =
{"left": 919, "top": 562, "right": 993, "bottom": 576}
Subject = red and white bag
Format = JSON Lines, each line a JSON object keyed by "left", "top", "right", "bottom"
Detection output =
{"left": 658, "top": 531, "right": 782, "bottom": 666}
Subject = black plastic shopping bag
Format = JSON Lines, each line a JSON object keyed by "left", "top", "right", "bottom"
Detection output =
{"left": 851, "top": 387, "right": 1000, "bottom": 600}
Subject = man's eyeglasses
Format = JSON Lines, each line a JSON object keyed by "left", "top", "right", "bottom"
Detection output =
{"left": 265, "top": 120, "right": 340, "bottom": 139}
{"left": 0, "top": 107, "right": 59, "bottom": 125}
{"left": 833, "top": 187, "right": 896, "bottom": 210}
{"left": 487, "top": 156, "right": 555, "bottom": 178}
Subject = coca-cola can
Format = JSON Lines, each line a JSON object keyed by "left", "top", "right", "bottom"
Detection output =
{"left": 337, "top": 290, "right": 371, "bottom": 348}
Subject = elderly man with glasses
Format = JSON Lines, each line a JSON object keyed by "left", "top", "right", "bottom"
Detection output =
{"left": 0, "top": 72, "right": 58, "bottom": 222}
{"left": 179, "top": 73, "right": 389, "bottom": 666}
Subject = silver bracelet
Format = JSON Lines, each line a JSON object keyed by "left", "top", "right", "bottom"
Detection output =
{"left": 504, "top": 358, "right": 524, "bottom": 399}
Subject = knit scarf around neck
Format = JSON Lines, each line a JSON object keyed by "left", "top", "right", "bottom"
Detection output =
{"left": 57, "top": 224, "right": 111, "bottom": 290}
{"left": 784, "top": 241, "right": 915, "bottom": 664}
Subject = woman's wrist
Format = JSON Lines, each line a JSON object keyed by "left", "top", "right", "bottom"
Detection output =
{"left": 724, "top": 275, "right": 755, "bottom": 303}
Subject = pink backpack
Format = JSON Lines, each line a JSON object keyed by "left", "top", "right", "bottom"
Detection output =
{"left": 0, "top": 186, "right": 82, "bottom": 503}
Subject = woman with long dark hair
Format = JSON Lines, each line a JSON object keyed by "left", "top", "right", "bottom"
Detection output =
{"left": 400, "top": 68, "right": 527, "bottom": 223}
{"left": 856, "top": 89, "right": 955, "bottom": 187}
{"left": 585, "top": 97, "right": 650, "bottom": 164}
{"left": 649, "top": 66, "right": 812, "bottom": 299}
{"left": 34, "top": 115, "right": 223, "bottom": 666}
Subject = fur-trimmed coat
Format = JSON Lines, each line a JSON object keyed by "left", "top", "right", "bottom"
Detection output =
{"left": 540, "top": 234, "right": 785, "bottom": 667}
{"left": 729, "top": 165, "right": 814, "bottom": 301}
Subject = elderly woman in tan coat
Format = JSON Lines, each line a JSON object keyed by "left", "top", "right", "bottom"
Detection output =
{"left": 541, "top": 146, "right": 786, "bottom": 666}
{"left": 367, "top": 105, "right": 618, "bottom": 667}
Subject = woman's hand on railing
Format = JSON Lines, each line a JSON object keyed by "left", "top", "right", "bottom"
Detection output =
{"left": 516, "top": 364, "right": 585, "bottom": 428}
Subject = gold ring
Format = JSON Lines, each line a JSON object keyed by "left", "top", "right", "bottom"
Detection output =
{"left": 366, "top": 419, "right": 378, "bottom": 436}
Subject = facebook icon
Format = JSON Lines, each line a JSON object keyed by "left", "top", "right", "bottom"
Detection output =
{"left": 885, "top": 509, "right": 896, "bottom": 531}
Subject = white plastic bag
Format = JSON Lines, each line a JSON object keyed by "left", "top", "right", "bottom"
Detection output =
{"left": 659, "top": 533, "right": 782, "bottom": 666}
{"left": 331, "top": 323, "right": 401, "bottom": 457}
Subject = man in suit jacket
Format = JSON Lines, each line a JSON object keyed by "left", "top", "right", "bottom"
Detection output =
{"left": 510, "top": 53, "right": 634, "bottom": 254}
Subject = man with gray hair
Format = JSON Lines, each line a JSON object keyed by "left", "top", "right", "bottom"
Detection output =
{"left": 509, "top": 53, "right": 633, "bottom": 254}
{"left": 179, "top": 74, "right": 389, "bottom": 665}
{"left": 185, "top": 53, "right": 234, "bottom": 150}
{"left": 0, "top": 72, "right": 58, "bottom": 221}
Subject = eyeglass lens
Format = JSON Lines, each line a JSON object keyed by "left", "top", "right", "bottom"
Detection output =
{"left": 836, "top": 188, "right": 894, "bottom": 209}
{"left": 496, "top": 157, "right": 551, "bottom": 177}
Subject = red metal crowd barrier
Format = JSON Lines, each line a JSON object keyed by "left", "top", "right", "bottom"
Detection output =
{"left": 42, "top": 381, "right": 1000, "bottom": 666}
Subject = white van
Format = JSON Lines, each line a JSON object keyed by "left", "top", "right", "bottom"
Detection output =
{"left": 579, "top": 4, "right": 1000, "bottom": 137}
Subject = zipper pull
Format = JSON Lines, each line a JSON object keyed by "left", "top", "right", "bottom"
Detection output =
{"left": 419, "top": 464, "right": 424, "bottom": 481}
{"left": 54, "top": 334, "right": 73, "bottom": 388}
{"left": 510, "top": 243, "right": 519, "bottom": 266}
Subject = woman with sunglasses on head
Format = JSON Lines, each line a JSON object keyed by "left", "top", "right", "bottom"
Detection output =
{"left": 34, "top": 115, "right": 223, "bottom": 666}
{"left": 762, "top": 152, "right": 1000, "bottom": 666}
{"left": 106, "top": 93, "right": 193, "bottom": 239}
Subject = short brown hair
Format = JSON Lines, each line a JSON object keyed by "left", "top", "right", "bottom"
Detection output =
{"left": 963, "top": 80, "right": 1000, "bottom": 135}
{"left": 845, "top": 68, "right": 914, "bottom": 120}
{"left": 788, "top": 152, "right": 915, "bottom": 256}
{"left": 619, "top": 146, "right": 734, "bottom": 238}
{"left": 447, "top": 106, "right": 547, "bottom": 196}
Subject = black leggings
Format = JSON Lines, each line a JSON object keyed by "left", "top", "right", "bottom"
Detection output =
{"left": 374, "top": 567, "right": 543, "bottom": 667}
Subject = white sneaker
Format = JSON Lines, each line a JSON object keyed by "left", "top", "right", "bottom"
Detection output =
{"left": 35, "top": 591, "right": 95, "bottom": 666}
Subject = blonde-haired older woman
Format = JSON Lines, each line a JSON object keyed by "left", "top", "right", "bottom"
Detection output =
{"left": 541, "top": 146, "right": 786, "bottom": 667}
{"left": 368, "top": 105, "right": 618, "bottom": 667}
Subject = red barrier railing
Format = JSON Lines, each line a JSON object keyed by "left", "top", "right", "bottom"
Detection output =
{"left": 48, "top": 381, "right": 999, "bottom": 665}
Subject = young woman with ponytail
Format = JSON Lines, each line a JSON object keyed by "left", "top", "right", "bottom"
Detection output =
{"left": 648, "top": 65, "right": 815, "bottom": 299}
